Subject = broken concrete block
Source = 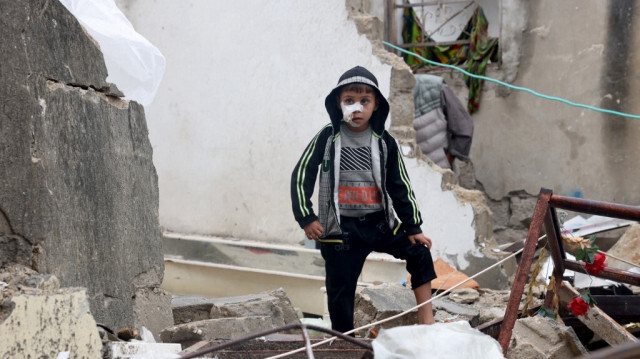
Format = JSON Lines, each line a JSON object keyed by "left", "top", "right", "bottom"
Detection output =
{"left": 478, "top": 307, "right": 506, "bottom": 325}
{"left": 607, "top": 223, "right": 640, "bottom": 271}
{"left": 210, "top": 288, "right": 300, "bottom": 328}
{"left": 106, "top": 342, "right": 181, "bottom": 358}
{"left": 354, "top": 284, "right": 419, "bottom": 338}
{"left": 133, "top": 287, "right": 174, "bottom": 338}
{"left": 172, "top": 295, "right": 218, "bottom": 325}
{"left": 0, "top": 288, "right": 102, "bottom": 358}
{"left": 507, "top": 316, "right": 588, "bottom": 359}
{"left": 449, "top": 288, "right": 480, "bottom": 304}
{"left": 21, "top": 273, "right": 60, "bottom": 291}
{"left": 172, "top": 288, "right": 301, "bottom": 330}
{"left": 159, "top": 316, "right": 274, "bottom": 348}
{"left": 432, "top": 298, "right": 480, "bottom": 326}
{"left": 0, "top": 0, "right": 168, "bottom": 332}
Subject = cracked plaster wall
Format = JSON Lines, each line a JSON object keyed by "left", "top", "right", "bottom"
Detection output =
{"left": 470, "top": 0, "right": 640, "bottom": 206}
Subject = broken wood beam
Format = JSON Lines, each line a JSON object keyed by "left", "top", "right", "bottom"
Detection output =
{"left": 557, "top": 281, "right": 638, "bottom": 346}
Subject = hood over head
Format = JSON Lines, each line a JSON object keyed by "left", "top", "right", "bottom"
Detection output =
{"left": 324, "top": 66, "right": 390, "bottom": 135}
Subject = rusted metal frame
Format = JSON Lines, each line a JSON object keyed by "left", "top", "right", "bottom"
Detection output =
{"left": 497, "top": 189, "right": 552, "bottom": 355}
{"left": 564, "top": 259, "right": 640, "bottom": 287}
{"left": 550, "top": 195, "right": 640, "bottom": 222}
{"left": 542, "top": 206, "right": 566, "bottom": 309}
{"left": 179, "top": 323, "right": 373, "bottom": 359}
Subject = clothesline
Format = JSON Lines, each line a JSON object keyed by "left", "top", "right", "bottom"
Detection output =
{"left": 383, "top": 41, "right": 640, "bottom": 120}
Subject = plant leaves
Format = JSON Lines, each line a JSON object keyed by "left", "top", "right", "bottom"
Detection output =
{"left": 585, "top": 247, "right": 598, "bottom": 264}
{"left": 536, "top": 305, "right": 557, "bottom": 319}
{"left": 581, "top": 291, "right": 597, "bottom": 308}
{"left": 575, "top": 247, "right": 586, "bottom": 262}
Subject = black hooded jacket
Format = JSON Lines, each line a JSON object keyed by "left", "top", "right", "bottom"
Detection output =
{"left": 291, "top": 66, "right": 423, "bottom": 240}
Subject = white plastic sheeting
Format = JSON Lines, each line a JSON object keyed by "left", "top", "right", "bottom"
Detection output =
{"left": 372, "top": 321, "right": 504, "bottom": 359}
{"left": 58, "top": 0, "right": 165, "bottom": 106}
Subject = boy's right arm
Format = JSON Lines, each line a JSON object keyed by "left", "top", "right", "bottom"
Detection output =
{"left": 291, "top": 126, "right": 329, "bottom": 229}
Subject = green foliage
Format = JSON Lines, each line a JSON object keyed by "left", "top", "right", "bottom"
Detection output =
{"left": 580, "top": 290, "right": 597, "bottom": 308}
{"left": 575, "top": 235, "right": 599, "bottom": 264}
{"left": 536, "top": 305, "right": 557, "bottom": 319}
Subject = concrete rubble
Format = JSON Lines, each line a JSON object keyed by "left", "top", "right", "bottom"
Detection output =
{"left": 507, "top": 316, "right": 588, "bottom": 359}
{"left": 353, "top": 283, "right": 533, "bottom": 339}
{"left": 1, "top": 1, "right": 637, "bottom": 358}
{"left": 0, "top": 264, "right": 103, "bottom": 358}
{"left": 0, "top": 0, "right": 172, "bottom": 338}
{"left": 162, "top": 288, "right": 302, "bottom": 348}
{"left": 606, "top": 223, "right": 640, "bottom": 272}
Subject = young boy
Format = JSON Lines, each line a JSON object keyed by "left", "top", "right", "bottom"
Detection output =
{"left": 291, "top": 66, "right": 437, "bottom": 333}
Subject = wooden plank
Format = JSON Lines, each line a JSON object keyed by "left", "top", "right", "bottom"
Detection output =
{"left": 557, "top": 282, "right": 638, "bottom": 346}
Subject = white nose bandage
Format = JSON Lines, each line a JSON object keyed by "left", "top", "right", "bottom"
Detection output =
{"left": 341, "top": 102, "right": 364, "bottom": 127}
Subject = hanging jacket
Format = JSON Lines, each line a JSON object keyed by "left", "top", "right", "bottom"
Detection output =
{"left": 291, "top": 66, "right": 423, "bottom": 241}
{"left": 413, "top": 74, "right": 473, "bottom": 169}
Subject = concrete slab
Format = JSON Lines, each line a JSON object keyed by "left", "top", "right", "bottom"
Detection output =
{"left": 0, "top": 289, "right": 102, "bottom": 358}
{"left": 507, "top": 316, "right": 588, "bottom": 359}
{"left": 159, "top": 316, "right": 275, "bottom": 349}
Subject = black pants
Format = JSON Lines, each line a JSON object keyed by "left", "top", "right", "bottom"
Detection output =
{"left": 320, "top": 211, "right": 437, "bottom": 333}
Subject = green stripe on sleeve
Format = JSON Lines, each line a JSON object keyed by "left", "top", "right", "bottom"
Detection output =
{"left": 397, "top": 150, "right": 419, "bottom": 224}
{"left": 296, "top": 125, "right": 329, "bottom": 216}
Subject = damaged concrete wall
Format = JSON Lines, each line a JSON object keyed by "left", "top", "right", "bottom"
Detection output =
{"left": 471, "top": 0, "right": 640, "bottom": 205}
{"left": 0, "top": 0, "right": 171, "bottom": 334}
{"left": 117, "top": 0, "right": 490, "bottom": 274}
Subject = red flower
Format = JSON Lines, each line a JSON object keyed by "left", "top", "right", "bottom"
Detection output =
{"left": 585, "top": 253, "right": 607, "bottom": 275}
{"left": 567, "top": 297, "right": 590, "bottom": 316}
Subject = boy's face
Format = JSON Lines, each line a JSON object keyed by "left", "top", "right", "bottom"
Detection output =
{"left": 339, "top": 89, "right": 378, "bottom": 132}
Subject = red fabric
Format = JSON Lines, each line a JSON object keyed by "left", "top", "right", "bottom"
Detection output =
{"left": 585, "top": 253, "right": 608, "bottom": 275}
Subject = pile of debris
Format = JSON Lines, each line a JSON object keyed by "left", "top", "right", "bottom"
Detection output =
{"left": 2, "top": 216, "right": 639, "bottom": 358}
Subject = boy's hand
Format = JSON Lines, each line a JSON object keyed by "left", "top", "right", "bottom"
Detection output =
{"left": 408, "top": 233, "right": 432, "bottom": 249}
{"left": 304, "top": 220, "right": 324, "bottom": 241}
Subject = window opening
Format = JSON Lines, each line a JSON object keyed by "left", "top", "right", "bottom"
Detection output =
{"left": 386, "top": 0, "right": 500, "bottom": 113}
